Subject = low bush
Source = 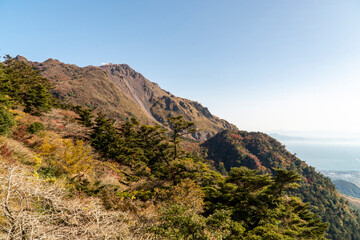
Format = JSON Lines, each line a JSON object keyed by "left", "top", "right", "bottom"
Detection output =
{"left": 0, "top": 106, "right": 15, "bottom": 135}
{"left": 27, "top": 121, "right": 45, "bottom": 134}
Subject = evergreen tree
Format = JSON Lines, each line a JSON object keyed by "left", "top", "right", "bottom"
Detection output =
{"left": 90, "top": 114, "right": 119, "bottom": 160}
{"left": 74, "top": 106, "right": 94, "bottom": 127}
{"left": 0, "top": 106, "right": 15, "bottom": 135}
{"left": 204, "top": 167, "right": 328, "bottom": 239}
{"left": 90, "top": 115, "right": 170, "bottom": 171}
{"left": 0, "top": 56, "right": 53, "bottom": 114}
{"left": 167, "top": 116, "right": 197, "bottom": 160}
{"left": 23, "top": 84, "right": 51, "bottom": 114}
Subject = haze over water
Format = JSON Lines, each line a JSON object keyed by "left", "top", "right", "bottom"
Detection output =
{"left": 2, "top": 1, "right": 360, "bottom": 172}
{"left": 272, "top": 133, "right": 360, "bottom": 171}
{"left": 2, "top": 1, "right": 360, "bottom": 135}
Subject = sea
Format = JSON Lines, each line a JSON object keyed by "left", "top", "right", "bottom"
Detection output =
{"left": 270, "top": 133, "right": 360, "bottom": 171}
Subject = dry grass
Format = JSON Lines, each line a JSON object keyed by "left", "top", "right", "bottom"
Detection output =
{"left": 0, "top": 161, "right": 157, "bottom": 239}
{"left": 340, "top": 194, "right": 360, "bottom": 209}
{"left": 0, "top": 106, "right": 160, "bottom": 239}
{"left": 0, "top": 146, "right": 180, "bottom": 240}
{"left": 0, "top": 137, "right": 37, "bottom": 165}
{"left": 39, "top": 109, "right": 90, "bottom": 139}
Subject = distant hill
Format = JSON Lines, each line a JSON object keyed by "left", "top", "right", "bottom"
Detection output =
{"left": 321, "top": 170, "right": 360, "bottom": 186}
{"left": 269, "top": 133, "right": 308, "bottom": 141}
{"left": 15, "top": 56, "right": 236, "bottom": 140}
{"left": 334, "top": 179, "right": 360, "bottom": 199}
{"left": 202, "top": 130, "right": 360, "bottom": 240}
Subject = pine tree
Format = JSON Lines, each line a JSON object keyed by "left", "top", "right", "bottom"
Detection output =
{"left": 0, "top": 56, "right": 53, "bottom": 114}
{"left": 205, "top": 167, "right": 329, "bottom": 239}
{"left": 0, "top": 106, "right": 15, "bottom": 135}
{"left": 23, "top": 84, "right": 51, "bottom": 114}
{"left": 167, "top": 116, "right": 197, "bottom": 159}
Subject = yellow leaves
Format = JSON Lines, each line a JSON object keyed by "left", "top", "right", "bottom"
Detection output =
{"left": 60, "top": 139, "right": 93, "bottom": 175}
{"left": 39, "top": 132, "right": 60, "bottom": 157}
{"left": 34, "top": 154, "right": 42, "bottom": 167}
{"left": 39, "top": 132, "right": 93, "bottom": 176}
{"left": 33, "top": 171, "right": 40, "bottom": 179}
{"left": 170, "top": 178, "right": 205, "bottom": 213}
{"left": 9, "top": 108, "right": 27, "bottom": 121}
{"left": 155, "top": 178, "right": 205, "bottom": 214}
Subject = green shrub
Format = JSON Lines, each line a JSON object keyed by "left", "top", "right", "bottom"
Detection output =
{"left": 0, "top": 94, "right": 13, "bottom": 108}
{"left": 0, "top": 106, "right": 15, "bottom": 135}
{"left": 37, "top": 166, "right": 61, "bottom": 178}
{"left": 27, "top": 122, "right": 45, "bottom": 134}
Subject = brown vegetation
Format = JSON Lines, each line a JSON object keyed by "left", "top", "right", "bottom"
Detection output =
{"left": 17, "top": 56, "right": 237, "bottom": 140}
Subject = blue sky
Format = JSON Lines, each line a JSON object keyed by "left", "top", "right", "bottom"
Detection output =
{"left": 1, "top": 0, "right": 360, "bottom": 134}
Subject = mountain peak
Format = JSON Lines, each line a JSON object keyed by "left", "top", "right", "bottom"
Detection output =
{"left": 100, "top": 63, "right": 137, "bottom": 75}
{"left": 14, "top": 55, "right": 29, "bottom": 63}
{"left": 44, "top": 58, "right": 61, "bottom": 64}
{"left": 26, "top": 57, "right": 237, "bottom": 140}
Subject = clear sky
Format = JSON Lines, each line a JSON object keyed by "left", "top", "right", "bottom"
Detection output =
{"left": 1, "top": 0, "right": 360, "bottom": 134}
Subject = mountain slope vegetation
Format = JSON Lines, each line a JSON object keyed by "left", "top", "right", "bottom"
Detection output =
{"left": 1, "top": 55, "right": 358, "bottom": 239}
{"left": 202, "top": 130, "right": 360, "bottom": 239}
{"left": 15, "top": 56, "right": 236, "bottom": 140}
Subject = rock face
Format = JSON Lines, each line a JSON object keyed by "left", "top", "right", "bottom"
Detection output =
{"left": 19, "top": 56, "right": 237, "bottom": 140}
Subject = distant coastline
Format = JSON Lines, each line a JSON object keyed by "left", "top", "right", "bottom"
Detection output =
{"left": 270, "top": 133, "right": 360, "bottom": 171}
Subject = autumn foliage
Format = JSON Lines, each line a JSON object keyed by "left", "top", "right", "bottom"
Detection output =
{"left": 0, "top": 55, "right": 355, "bottom": 239}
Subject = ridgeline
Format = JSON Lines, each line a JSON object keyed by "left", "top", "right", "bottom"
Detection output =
{"left": 0, "top": 55, "right": 358, "bottom": 239}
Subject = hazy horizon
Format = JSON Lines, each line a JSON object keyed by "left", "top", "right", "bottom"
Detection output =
{"left": 270, "top": 132, "right": 360, "bottom": 171}
{"left": 1, "top": 0, "right": 360, "bottom": 134}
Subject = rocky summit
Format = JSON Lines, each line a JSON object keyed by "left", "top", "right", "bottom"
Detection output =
{"left": 16, "top": 56, "right": 237, "bottom": 140}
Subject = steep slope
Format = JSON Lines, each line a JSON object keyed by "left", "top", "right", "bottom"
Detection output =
{"left": 20, "top": 57, "right": 153, "bottom": 123}
{"left": 17, "top": 56, "right": 236, "bottom": 140}
{"left": 100, "top": 64, "right": 236, "bottom": 140}
{"left": 202, "top": 130, "right": 360, "bottom": 240}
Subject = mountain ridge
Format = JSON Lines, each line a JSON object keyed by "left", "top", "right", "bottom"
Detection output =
{"left": 15, "top": 55, "right": 237, "bottom": 140}
{"left": 2, "top": 55, "right": 359, "bottom": 239}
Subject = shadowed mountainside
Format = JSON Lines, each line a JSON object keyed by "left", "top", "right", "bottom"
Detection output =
{"left": 202, "top": 130, "right": 360, "bottom": 240}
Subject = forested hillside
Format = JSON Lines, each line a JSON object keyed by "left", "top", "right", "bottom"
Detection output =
{"left": 0, "top": 55, "right": 356, "bottom": 239}
{"left": 202, "top": 130, "right": 360, "bottom": 239}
